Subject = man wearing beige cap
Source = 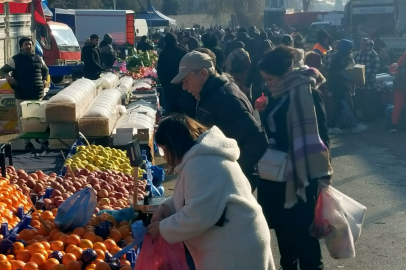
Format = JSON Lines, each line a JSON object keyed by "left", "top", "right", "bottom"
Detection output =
{"left": 172, "top": 51, "right": 268, "bottom": 191}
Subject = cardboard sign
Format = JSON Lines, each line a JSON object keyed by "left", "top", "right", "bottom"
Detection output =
{"left": 126, "top": 139, "right": 143, "bottom": 167}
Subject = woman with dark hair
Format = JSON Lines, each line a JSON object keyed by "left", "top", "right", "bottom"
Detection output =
{"left": 148, "top": 114, "right": 275, "bottom": 270}
{"left": 225, "top": 41, "right": 251, "bottom": 98}
{"left": 201, "top": 33, "right": 225, "bottom": 70}
{"left": 245, "top": 40, "right": 275, "bottom": 106}
{"left": 258, "top": 46, "right": 332, "bottom": 270}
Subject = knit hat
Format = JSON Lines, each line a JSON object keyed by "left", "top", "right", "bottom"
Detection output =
{"left": 19, "top": 37, "right": 33, "bottom": 48}
{"left": 337, "top": 39, "right": 353, "bottom": 54}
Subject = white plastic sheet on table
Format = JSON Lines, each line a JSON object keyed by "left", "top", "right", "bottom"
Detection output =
{"left": 99, "top": 72, "right": 119, "bottom": 89}
{"left": 133, "top": 82, "right": 152, "bottom": 91}
{"left": 114, "top": 110, "right": 155, "bottom": 132}
{"left": 46, "top": 79, "right": 96, "bottom": 122}
{"left": 78, "top": 89, "right": 121, "bottom": 137}
{"left": 376, "top": 73, "right": 395, "bottom": 82}
{"left": 118, "top": 76, "right": 134, "bottom": 94}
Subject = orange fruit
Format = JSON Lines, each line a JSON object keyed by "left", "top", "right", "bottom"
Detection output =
{"left": 94, "top": 262, "right": 110, "bottom": 270}
{"left": 66, "top": 235, "right": 81, "bottom": 246}
{"left": 65, "top": 261, "right": 81, "bottom": 270}
{"left": 110, "top": 247, "right": 121, "bottom": 256}
{"left": 84, "top": 264, "right": 95, "bottom": 270}
{"left": 82, "top": 232, "right": 96, "bottom": 242}
{"left": 103, "top": 239, "right": 116, "bottom": 251}
{"left": 26, "top": 240, "right": 39, "bottom": 246}
{"left": 46, "top": 250, "right": 52, "bottom": 256}
{"left": 37, "top": 226, "right": 50, "bottom": 237}
{"left": 35, "top": 250, "right": 48, "bottom": 260}
{"left": 49, "top": 229, "right": 60, "bottom": 240}
{"left": 93, "top": 243, "right": 106, "bottom": 252}
{"left": 13, "top": 242, "right": 25, "bottom": 254}
{"left": 94, "top": 236, "right": 103, "bottom": 243}
{"left": 18, "top": 229, "right": 35, "bottom": 241}
{"left": 120, "top": 259, "right": 130, "bottom": 266}
{"left": 6, "top": 254, "right": 14, "bottom": 261}
{"left": 50, "top": 241, "right": 64, "bottom": 252}
{"left": 58, "top": 235, "right": 69, "bottom": 246}
{"left": 79, "top": 239, "right": 93, "bottom": 249}
{"left": 93, "top": 259, "right": 104, "bottom": 264}
{"left": 69, "top": 247, "right": 82, "bottom": 260}
{"left": 33, "top": 235, "right": 45, "bottom": 241}
{"left": 52, "top": 232, "right": 63, "bottom": 242}
{"left": 0, "top": 254, "right": 8, "bottom": 261}
{"left": 94, "top": 249, "right": 105, "bottom": 260}
{"left": 50, "top": 265, "right": 66, "bottom": 270}
{"left": 72, "top": 228, "right": 85, "bottom": 238}
{"left": 28, "top": 243, "right": 45, "bottom": 255}
{"left": 61, "top": 253, "right": 76, "bottom": 265}
{"left": 41, "top": 242, "right": 51, "bottom": 251}
{"left": 64, "top": 245, "right": 76, "bottom": 254}
{"left": 23, "top": 262, "right": 39, "bottom": 270}
{"left": 40, "top": 211, "right": 53, "bottom": 221}
{"left": 118, "top": 221, "right": 129, "bottom": 227}
{"left": 29, "top": 253, "right": 46, "bottom": 266}
{"left": 108, "top": 229, "right": 121, "bottom": 242}
{"left": 10, "top": 260, "right": 26, "bottom": 270}
{"left": 42, "top": 258, "right": 59, "bottom": 270}
{"left": 0, "top": 261, "right": 11, "bottom": 270}
{"left": 30, "top": 220, "right": 41, "bottom": 227}
{"left": 16, "top": 250, "right": 31, "bottom": 263}
{"left": 118, "top": 226, "right": 130, "bottom": 239}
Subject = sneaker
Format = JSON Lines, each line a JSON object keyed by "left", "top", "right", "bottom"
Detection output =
{"left": 352, "top": 123, "right": 368, "bottom": 133}
{"left": 328, "top": 127, "right": 344, "bottom": 134}
{"left": 24, "top": 142, "right": 35, "bottom": 151}
{"left": 389, "top": 125, "right": 398, "bottom": 133}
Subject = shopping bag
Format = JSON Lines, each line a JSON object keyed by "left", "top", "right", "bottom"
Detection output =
{"left": 55, "top": 187, "right": 97, "bottom": 232}
{"left": 255, "top": 93, "right": 267, "bottom": 112}
{"left": 134, "top": 234, "right": 189, "bottom": 270}
{"left": 326, "top": 184, "right": 367, "bottom": 242}
{"left": 310, "top": 186, "right": 355, "bottom": 259}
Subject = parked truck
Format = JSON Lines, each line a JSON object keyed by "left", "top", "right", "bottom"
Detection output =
{"left": 344, "top": 0, "right": 406, "bottom": 60}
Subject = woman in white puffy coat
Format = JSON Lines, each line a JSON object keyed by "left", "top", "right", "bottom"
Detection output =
{"left": 147, "top": 114, "right": 275, "bottom": 270}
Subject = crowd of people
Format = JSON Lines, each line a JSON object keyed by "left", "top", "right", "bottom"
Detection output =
{"left": 149, "top": 24, "right": 406, "bottom": 270}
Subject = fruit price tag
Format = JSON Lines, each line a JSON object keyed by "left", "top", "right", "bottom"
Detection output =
{"left": 126, "top": 139, "right": 143, "bottom": 167}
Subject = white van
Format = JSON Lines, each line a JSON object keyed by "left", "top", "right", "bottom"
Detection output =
{"left": 134, "top": 19, "right": 148, "bottom": 42}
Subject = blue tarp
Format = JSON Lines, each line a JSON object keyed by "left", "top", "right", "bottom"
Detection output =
{"left": 136, "top": 4, "right": 176, "bottom": 27}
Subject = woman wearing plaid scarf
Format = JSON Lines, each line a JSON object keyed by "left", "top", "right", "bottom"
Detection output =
{"left": 258, "top": 46, "right": 333, "bottom": 270}
{"left": 354, "top": 38, "right": 380, "bottom": 121}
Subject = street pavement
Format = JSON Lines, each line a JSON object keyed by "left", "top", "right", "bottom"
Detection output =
{"left": 160, "top": 120, "right": 406, "bottom": 270}
{"left": 2, "top": 119, "right": 406, "bottom": 269}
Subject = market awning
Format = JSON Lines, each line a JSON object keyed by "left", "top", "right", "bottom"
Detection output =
{"left": 0, "top": 0, "right": 46, "bottom": 25}
{"left": 136, "top": 4, "right": 176, "bottom": 27}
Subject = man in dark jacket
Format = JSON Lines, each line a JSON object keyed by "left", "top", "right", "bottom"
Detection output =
{"left": 99, "top": 34, "right": 116, "bottom": 68}
{"left": 137, "top": 36, "right": 154, "bottom": 52}
{"left": 171, "top": 51, "right": 268, "bottom": 191}
{"left": 0, "top": 36, "right": 49, "bottom": 150}
{"left": 182, "top": 32, "right": 200, "bottom": 51}
{"left": 157, "top": 33, "right": 196, "bottom": 117}
{"left": 81, "top": 34, "right": 107, "bottom": 80}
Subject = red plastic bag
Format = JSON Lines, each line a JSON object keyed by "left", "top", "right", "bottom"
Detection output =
{"left": 255, "top": 93, "right": 267, "bottom": 111}
{"left": 134, "top": 234, "right": 189, "bottom": 270}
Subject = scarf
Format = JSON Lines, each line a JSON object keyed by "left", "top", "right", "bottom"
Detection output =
{"left": 271, "top": 67, "right": 332, "bottom": 208}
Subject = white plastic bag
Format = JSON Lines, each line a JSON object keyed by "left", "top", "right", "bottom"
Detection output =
{"left": 311, "top": 183, "right": 366, "bottom": 259}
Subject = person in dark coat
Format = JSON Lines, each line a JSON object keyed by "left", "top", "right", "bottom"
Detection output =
{"left": 258, "top": 46, "right": 332, "bottom": 270}
{"left": 171, "top": 51, "right": 268, "bottom": 191}
{"left": 201, "top": 33, "right": 225, "bottom": 71}
{"left": 182, "top": 32, "right": 200, "bottom": 51}
{"left": 157, "top": 33, "right": 196, "bottom": 117}
{"left": 81, "top": 34, "right": 107, "bottom": 80}
{"left": 99, "top": 34, "right": 116, "bottom": 68}
{"left": 137, "top": 36, "right": 154, "bottom": 52}
{"left": 0, "top": 36, "right": 49, "bottom": 150}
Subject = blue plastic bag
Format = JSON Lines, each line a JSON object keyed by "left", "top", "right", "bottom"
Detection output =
{"left": 55, "top": 187, "right": 96, "bottom": 232}
{"left": 98, "top": 206, "right": 136, "bottom": 224}
{"left": 112, "top": 221, "right": 146, "bottom": 260}
{"left": 150, "top": 166, "right": 165, "bottom": 187}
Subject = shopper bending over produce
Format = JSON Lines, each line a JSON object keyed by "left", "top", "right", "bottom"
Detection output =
{"left": 148, "top": 114, "right": 275, "bottom": 270}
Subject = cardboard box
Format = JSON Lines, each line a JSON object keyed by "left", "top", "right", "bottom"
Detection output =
{"left": 113, "top": 128, "right": 137, "bottom": 146}
{"left": 0, "top": 120, "right": 19, "bottom": 134}
{"left": 0, "top": 107, "right": 17, "bottom": 121}
{"left": 345, "top": 64, "right": 365, "bottom": 86}
{"left": 134, "top": 128, "right": 152, "bottom": 144}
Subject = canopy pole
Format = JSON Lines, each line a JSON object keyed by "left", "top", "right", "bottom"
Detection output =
{"left": 31, "top": 0, "right": 36, "bottom": 42}
{"left": 4, "top": 2, "right": 10, "bottom": 63}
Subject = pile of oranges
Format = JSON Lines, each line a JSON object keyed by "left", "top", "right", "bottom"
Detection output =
{"left": 0, "top": 177, "right": 31, "bottom": 232}
{"left": 1, "top": 210, "right": 134, "bottom": 270}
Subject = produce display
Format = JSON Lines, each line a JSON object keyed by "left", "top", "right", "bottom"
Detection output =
{"left": 4, "top": 210, "right": 135, "bottom": 270}
{"left": 46, "top": 79, "right": 96, "bottom": 122}
{"left": 78, "top": 90, "right": 121, "bottom": 137}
